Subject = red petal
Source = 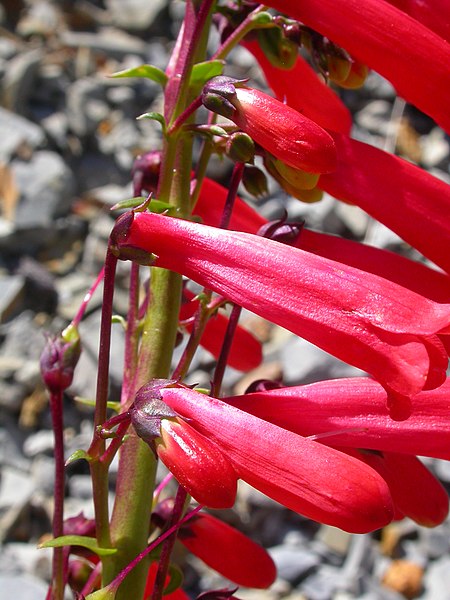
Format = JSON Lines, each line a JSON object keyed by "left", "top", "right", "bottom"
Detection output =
{"left": 157, "top": 419, "right": 238, "bottom": 509}
{"left": 232, "top": 87, "right": 336, "bottom": 173}
{"left": 225, "top": 377, "right": 450, "bottom": 460}
{"left": 243, "top": 40, "right": 352, "bottom": 134}
{"left": 123, "top": 212, "right": 450, "bottom": 398}
{"left": 361, "top": 452, "right": 449, "bottom": 527}
{"left": 263, "top": 0, "right": 450, "bottom": 133}
{"left": 161, "top": 387, "right": 394, "bottom": 533}
{"left": 180, "top": 513, "right": 276, "bottom": 588}
{"left": 320, "top": 133, "right": 450, "bottom": 275}
{"left": 386, "top": 0, "right": 450, "bottom": 42}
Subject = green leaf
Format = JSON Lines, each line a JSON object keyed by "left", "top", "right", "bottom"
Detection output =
{"left": 137, "top": 112, "right": 167, "bottom": 134}
{"left": 111, "top": 196, "right": 147, "bottom": 211}
{"left": 110, "top": 64, "right": 167, "bottom": 87}
{"left": 163, "top": 563, "right": 184, "bottom": 595}
{"left": 208, "top": 125, "right": 229, "bottom": 137}
{"left": 65, "top": 449, "right": 92, "bottom": 466}
{"left": 190, "top": 60, "right": 224, "bottom": 87}
{"left": 39, "top": 535, "right": 117, "bottom": 556}
{"left": 149, "top": 199, "right": 180, "bottom": 216}
{"left": 74, "top": 396, "right": 121, "bottom": 412}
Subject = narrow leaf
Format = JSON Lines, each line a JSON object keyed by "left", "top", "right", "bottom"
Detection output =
{"left": 110, "top": 64, "right": 167, "bottom": 87}
{"left": 65, "top": 449, "right": 92, "bottom": 465}
{"left": 190, "top": 60, "right": 224, "bottom": 87}
{"left": 39, "top": 535, "right": 117, "bottom": 556}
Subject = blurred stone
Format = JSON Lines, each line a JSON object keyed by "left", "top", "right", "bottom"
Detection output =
{"left": 0, "top": 573, "right": 49, "bottom": 599}
{"left": 381, "top": 560, "right": 424, "bottom": 599}
{"left": 12, "top": 151, "right": 76, "bottom": 227}
{"left": 0, "top": 108, "right": 45, "bottom": 162}
{"left": 2, "top": 49, "right": 43, "bottom": 114}
{"left": 269, "top": 545, "right": 320, "bottom": 584}
{"left": 106, "top": 0, "right": 166, "bottom": 30}
{"left": 0, "top": 275, "right": 26, "bottom": 323}
{"left": 280, "top": 335, "right": 365, "bottom": 386}
{"left": 420, "top": 555, "right": 450, "bottom": 600}
{"left": 61, "top": 28, "right": 147, "bottom": 58}
{"left": 0, "top": 466, "right": 34, "bottom": 510}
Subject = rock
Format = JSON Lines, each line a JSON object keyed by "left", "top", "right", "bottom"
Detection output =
{"left": 381, "top": 560, "right": 424, "bottom": 599}
{"left": 12, "top": 151, "right": 76, "bottom": 227}
{"left": 23, "top": 429, "right": 54, "bottom": 457}
{"left": 66, "top": 76, "right": 110, "bottom": 138}
{"left": 0, "top": 574, "right": 49, "bottom": 599}
{"left": 0, "top": 107, "right": 45, "bottom": 162}
{"left": 420, "top": 555, "right": 450, "bottom": 600}
{"left": 1, "top": 48, "right": 43, "bottom": 114}
{"left": 60, "top": 28, "right": 147, "bottom": 59}
{"left": 0, "top": 275, "right": 26, "bottom": 323}
{"left": 355, "top": 100, "right": 393, "bottom": 136}
{"left": 300, "top": 565, "right": 344, "bottom": 600}
{"left": 269, "top": 545, "right": 320, "bottom": 584}
{"left": 106, "top": 0, "right": 167, "bottom": 31}
{"left": 280, "top": 335, "right": 365, "bottom": 386}
{"left": 0, "top": 466, "right": 34, "bottom": 511}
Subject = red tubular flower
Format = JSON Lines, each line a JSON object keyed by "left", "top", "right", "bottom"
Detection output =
{"left": 155, "top": 418, "right": 238, "bottom": 509}
{"left": 113, "top": 212, "right": 450, "bottom": 410}
{"left": 194, "top": 178, "right": 450, "bottom": 303}
{"left": 180, "top": 289, "right": 262, "bottom": 372}
{"left": 386, "top": 0, "right": 450, "bottom": 42}
{"left": 203, "top": 80, "right": 336, "bottom": 174}
{"left": 319, "top": 132, "right": 450, "bottom": 275}
{"left": 263, "top": 0, "right": 450, "bottom": 133}
{"left": 243, "top": 41, "right": 352, "bottom": 134}
{"left": 359, "top": 451, "right": 449, "bottom": 527}
{"left": 179, "top": 512, "right": 276, "bottom": 588}
{"left": 224, "top": 377, "right": 450, "bottom": 460}
{"left": 159, "top": 386, "right": 394, "bottom": 533}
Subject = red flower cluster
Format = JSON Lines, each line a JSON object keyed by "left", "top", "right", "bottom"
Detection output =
{"left": 111, "top": 0, "right": 450, "bottom": 578}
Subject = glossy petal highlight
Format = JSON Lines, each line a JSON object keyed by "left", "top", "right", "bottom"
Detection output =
{"left": 225, "top": 377, "right": 450, "bottom": 460}
{"left": 263, "top": 0, "right": 450, "bottom": 133}
{"left": 161, "top": 387, "right": 394, "bottom": 533}
{"left": 117, "top": 212, "right": 450, "bottom": 401}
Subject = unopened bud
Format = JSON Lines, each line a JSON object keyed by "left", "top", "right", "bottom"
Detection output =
{"left": 242, "top": 165, "right": 268, "bottom": 197}
{"left": 40, "top": 324, "right": 81, "bottom": 393}
{"left": 257, "top": 27, "right": 298, "bottom": 69}
{"left": 257, "top": 215, "right": 304, "bottom": 246}
{"left": 271, "top": 158, "right": 320, "bottom": 190}
{"left": 130, "top": 380, "right": 178, "bottom": 442}
{"left": 244, "top": 379, "right": 284, "bottom": 393}
{"left": 225, "top": 132, "right": 255, "bottom": 163}
{"left": 338, "top": 60, "right": 369, "bottom": 89}
{"left": 131, "top": 151, "right": 162, "bottom": 195}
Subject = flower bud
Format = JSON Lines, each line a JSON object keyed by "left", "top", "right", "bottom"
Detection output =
{"left": 130, "top": 379, "right": 178, "bottom": 442}
{"left": 40, "top": 324, "right": 81, "bottom": 393}
{"left": 131, "top": 151, "right": 161, "bottom": 195}
{"left": 257, "top": 215, "right": 304, "bottom": 246}
{"left": 156, "top": 418, "right": 238, "bottom": 509}
{"left": 338, "top": 59, "right": 369, "bottom": 89}
{"left": 225, "top": 132, "right": 255, "bottom": 163}
{"left": 242, "top": 165, "right": 268, "bottom": 197}
{"left": 257, "top": 27, "right": 298, "bottom": 69}
{"left": 271, "top": 157, "right": 320, "bottom": 190}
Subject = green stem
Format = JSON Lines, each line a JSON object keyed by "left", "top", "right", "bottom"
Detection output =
{"left": 104, "top": 269, "right": 182, "bottom": 599}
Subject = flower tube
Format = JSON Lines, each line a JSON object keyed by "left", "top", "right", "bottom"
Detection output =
{"left": 202, "top": 79, "right": 336, "bottom": 173}
{"left": 319, "top": 132, "right": 450, "bottom": 275}
{"left": 224, "top": 377, "right": 450, "bottom": 460}
{"left": 112, "top": 211, "right": 450, "bottom": 410}
{"left": 360, "top": 451, "right": 449, "bottom": 527}
{"left": 159, "top": 386, "right": 394, "bottom": 533}
{"left": 179, "top": 512, "right": 276, "bottom": 588}
{"left": 386, "top": 0, "right": 450, "bottom": 42}
{"left": 243, "top": 40, "right": 352, "bottom": 134}
{"left": 194, "top": 178, "right": 450, "bottom": 303}
{"left": 262, "top": 0, "right": 450, "bottom": 133}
